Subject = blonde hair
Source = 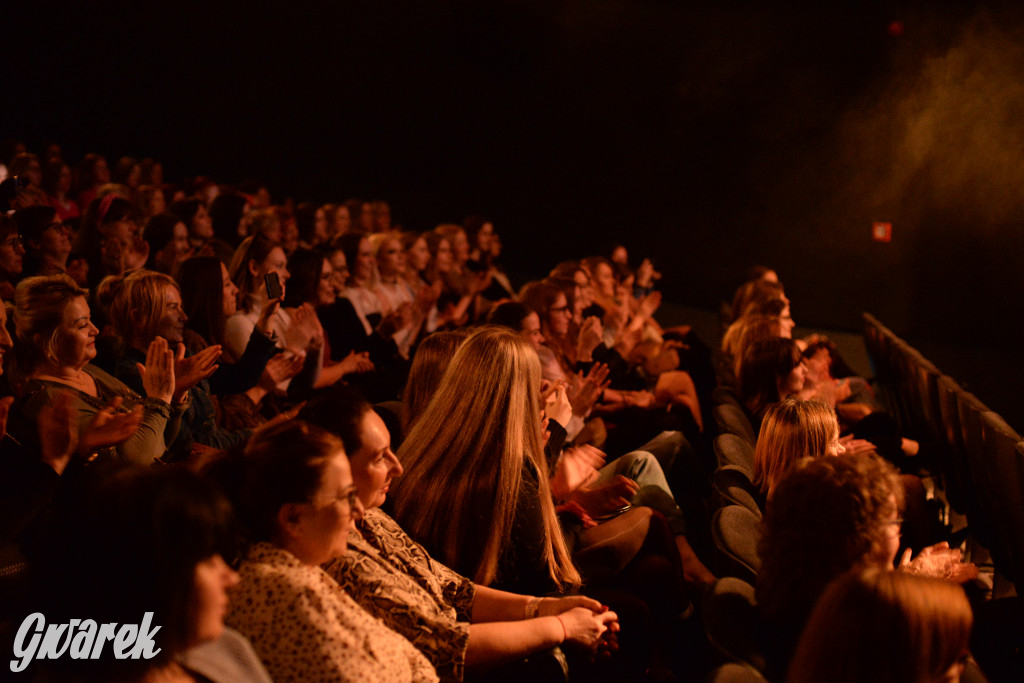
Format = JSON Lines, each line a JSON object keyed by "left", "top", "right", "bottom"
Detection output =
{"left": 754, "top": 398, "right": 837, "bottom": 497}
{"left": 108, "top": 269, "right": 178, "bottom": 347}
{"left": 401, "top": 330, "right": 470, "bottom": 432}
{"left": 13, "top": 274, "right": 90, "bottom": 369}
{"left": 788, "top": 567, "right": 972, "bottom": 683}
{"left": 725, "top": 314, "right": 785, "bottom": 377}
{"left": 390, "top": 326, "right": 581, "bottom": 589}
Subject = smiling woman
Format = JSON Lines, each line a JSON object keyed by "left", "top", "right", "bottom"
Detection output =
{"left": 16, "top": 274, "right": 182, "bottom": 466}
{"left": 109, "top": 269, "right": 253, "bottom": 462}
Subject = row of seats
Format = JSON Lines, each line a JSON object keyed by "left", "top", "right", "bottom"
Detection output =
{"left": 863, "top": 312, "right": 1024, "bottom": 591}
{"left": 703, "top": 387, "right": 769, "bottom": 680}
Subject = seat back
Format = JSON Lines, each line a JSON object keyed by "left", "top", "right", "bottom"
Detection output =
{"left": 981, "top": 412, "right": 1024, "bottom": 586}
{"left": 714, "top": 433, "right": 756, "bottom": 478}
{"left": 714, "top": 404, "right": 757, "bottom": 446}
{"left": 958, "top": 390, "right": 994, "bottom": 548}
{"left": 711, "top": 505, "right": 762, "bottom": 583}
{"left": 936, "top": 375, "right": 970, "bottom": 513}
{"left": 714, "top": 465, "right": 763, "bottom": 518}
{"left": 703, "top": 577, "right": 767, "bottom": 674}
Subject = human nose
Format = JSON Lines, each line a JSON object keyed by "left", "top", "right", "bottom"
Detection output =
{"left": 387, "top": 450, "right": 404, "bottom": 477}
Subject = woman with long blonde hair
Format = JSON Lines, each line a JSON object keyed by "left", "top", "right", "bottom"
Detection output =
{"left": 390, "top": 326, "right": 580, "bottom": 594}
{"left": 753, "top": 398, "right": 843, "bottom": 501}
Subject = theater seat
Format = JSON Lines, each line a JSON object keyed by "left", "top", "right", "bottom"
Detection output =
{"left": 714, "top": 465, "right": 762, "bottom": 518}
{"left": 981, "top": 412, "right": 1024, "bottom": 587}
{"left": 714, "top": 433, "right": 756, "bottom": 478}
{"left": 711, "top": 505, "right": 762, "bottom": 584}
{"left": 703, "top": 577, "right": 767, "bottom": 674}
{"left": 714, "top": 404, "right": 757, "bottom": 446}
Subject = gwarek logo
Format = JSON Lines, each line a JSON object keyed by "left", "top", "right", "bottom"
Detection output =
{"left": 10, "top": 612, "right": 161, "bottom": 673}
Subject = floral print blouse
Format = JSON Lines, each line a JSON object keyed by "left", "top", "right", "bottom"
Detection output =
{"left": 324, "top": 508, "right": 475, "bottom": 683}
{"left": 227, "top": 542, "right": 438, "bottom": 683}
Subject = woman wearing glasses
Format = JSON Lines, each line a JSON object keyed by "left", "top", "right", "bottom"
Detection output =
{"left": 226, "top": 421, "right": 439, "bottom": 683}
{"left": 0, "top": 214, "right": 25, "bottom": 300}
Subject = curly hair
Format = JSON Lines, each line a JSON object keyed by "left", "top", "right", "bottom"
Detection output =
{"left": 756, "top": 452, "right": 904, "bottom": 658}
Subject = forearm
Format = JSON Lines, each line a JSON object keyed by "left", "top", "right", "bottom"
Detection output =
{"left": 470, "top": 585, "right": 532, "bottom": 623}
{"left": 465, "top": 618, "right": 563, "bottom": 671}
{"left": 313, "top": 361, "right": 347, "bottom": 388}
{"left": 117, "top": 401, "right": 170, "bottom": 466}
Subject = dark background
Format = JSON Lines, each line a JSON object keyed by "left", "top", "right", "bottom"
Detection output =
{"left": 3, "top": 1, "right": 1022, "bottom": 426}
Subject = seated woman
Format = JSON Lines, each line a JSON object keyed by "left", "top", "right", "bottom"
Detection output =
{"left": 224, "top": 234, "right": 322, "bottom": 397}
{"left": 371, "top": 231, "right": 436, "bottom": 358}
{"left": 738, "top": 337, "right": 806, "bottom": 432}
{"left": 753, "top": 398, "right": 846, "bottom": 503}
{"left": 109, "top": 269, "right": 249, "bottom": 462}
{"left": 143, "top": 212, "right": 191, "bottom": 275}
{"left": 225, "top": 420, "right": 440, "bottom": 683}
{"left": 15, "top": 274, "right": 181, "bottom": 466}
{"left": 14, "top": 205, "right": 72, "bottom": 278}
{"left": 284, "top": 249, "right": 374, "bottom": 388}
{"left": 0, "top": 214, "right": 26, "bottom": 301}
{"left": 75, "top": 194, "right": 148, "bottom": 288}
{"left": 390, "top": 326, "right": 583, "bottom": 595}
{"left": 302, "top": 389, "right": 618, "bottom": 682}
{"left": 721, "top": 313, "right": 789, "bottom": 380}
{"left": 788, "top": 567, "right": 973, "bottom": 683}
{"left": 32, "top": 466, "right": 271, "bottom": 682}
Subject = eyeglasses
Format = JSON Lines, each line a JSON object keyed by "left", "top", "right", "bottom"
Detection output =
{"left": 548, "top": 305, "right": 571, "bottom": 315}
{"left": 0, "top": 235, "right": 24, "bottom": 249}
{"left": 339, "top": 488, "right": 361, "bottom": 512}
{"left": 45, "top": 221, "right": 71, "bottom": 234}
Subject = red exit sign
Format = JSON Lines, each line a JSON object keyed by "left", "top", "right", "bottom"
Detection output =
{"left": 872, "top": 222, "right": 892, "bottom": 242}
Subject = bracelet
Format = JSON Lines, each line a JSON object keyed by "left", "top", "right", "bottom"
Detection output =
{"left": 524, "top": 597, "right": 543, "bottom": 620}
{"left": 554, "top": 614, "right": 567, "bottom": 643}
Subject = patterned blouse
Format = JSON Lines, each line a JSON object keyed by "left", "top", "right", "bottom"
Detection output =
{"left": 324, "top": 508, "right": 476, "bottom": 683}
{"left": 227, "top": 542, "right": 439, "bottom": 683}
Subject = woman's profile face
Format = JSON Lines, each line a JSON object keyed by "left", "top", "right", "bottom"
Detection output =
{"left": 0, "top": 232, "right": 26, "bottom": 276}
{"left": 433, "top": 238, "right": 453, "bottom": 273}
{"left": 349, "top": 410, "right": 404, "bottom": 510}
{"left": 405, "top": 237, "right": 430, "bottom": 272}
{"left": 298, "top": 451, "right": 363, "bottom": 564}
{"left": 188, "top": 554, "right": 239, "bottom": 647}
{"left": 334, "top": 206, "right": 351, "bottom": 235}
{"left": 377, "top": 238, "right": 405, "bottom": 278}
{"left": 220, "top": 262, "right": 239, "bottom": 318}
{"left": 518, "top": 312, "right": 544, "bottom": 351}
{"left": 779, "top": 357, "right": 807, "bottom": 397}
{"left": 353, "top": 238, "right": 375, "bottom": 283}
{"left": 55, "top": 296, "right": 99, "bottom": 368}
{"left": 328, "top": 250, "right": 348, "bottom": 294}
{"left": 316, "top": 258, "right": 336, "bottom": 307}
{"left": 313, "top": 209, "right": 329, "bottom": 244}
{"left": 257, "top": 246, "right": 290, "bottom": 298}
{"left": 547, "top": 293, "right": 572, "bottom": 336}
{"left": 451, "top": 230, "right": 470, "bottom": 264}
{"left": 40, "top": 221, "right": 72, "bottom": 259}
{"left": 594, "top": 262, "right": 616, "bottom": 298}
{"left": 475, "top": 222, "right": 495, "bottom": 254}
{"left": 191, "top": 205, "right": 214, "bottom": 240}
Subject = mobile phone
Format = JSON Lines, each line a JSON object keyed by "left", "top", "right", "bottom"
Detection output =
{"left": 265, "top": 272, "right": 282, "bottom": 300}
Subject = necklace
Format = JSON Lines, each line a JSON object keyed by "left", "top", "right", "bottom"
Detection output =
{"left": 35, "top": 368, "right": 94, "bottom": 393}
